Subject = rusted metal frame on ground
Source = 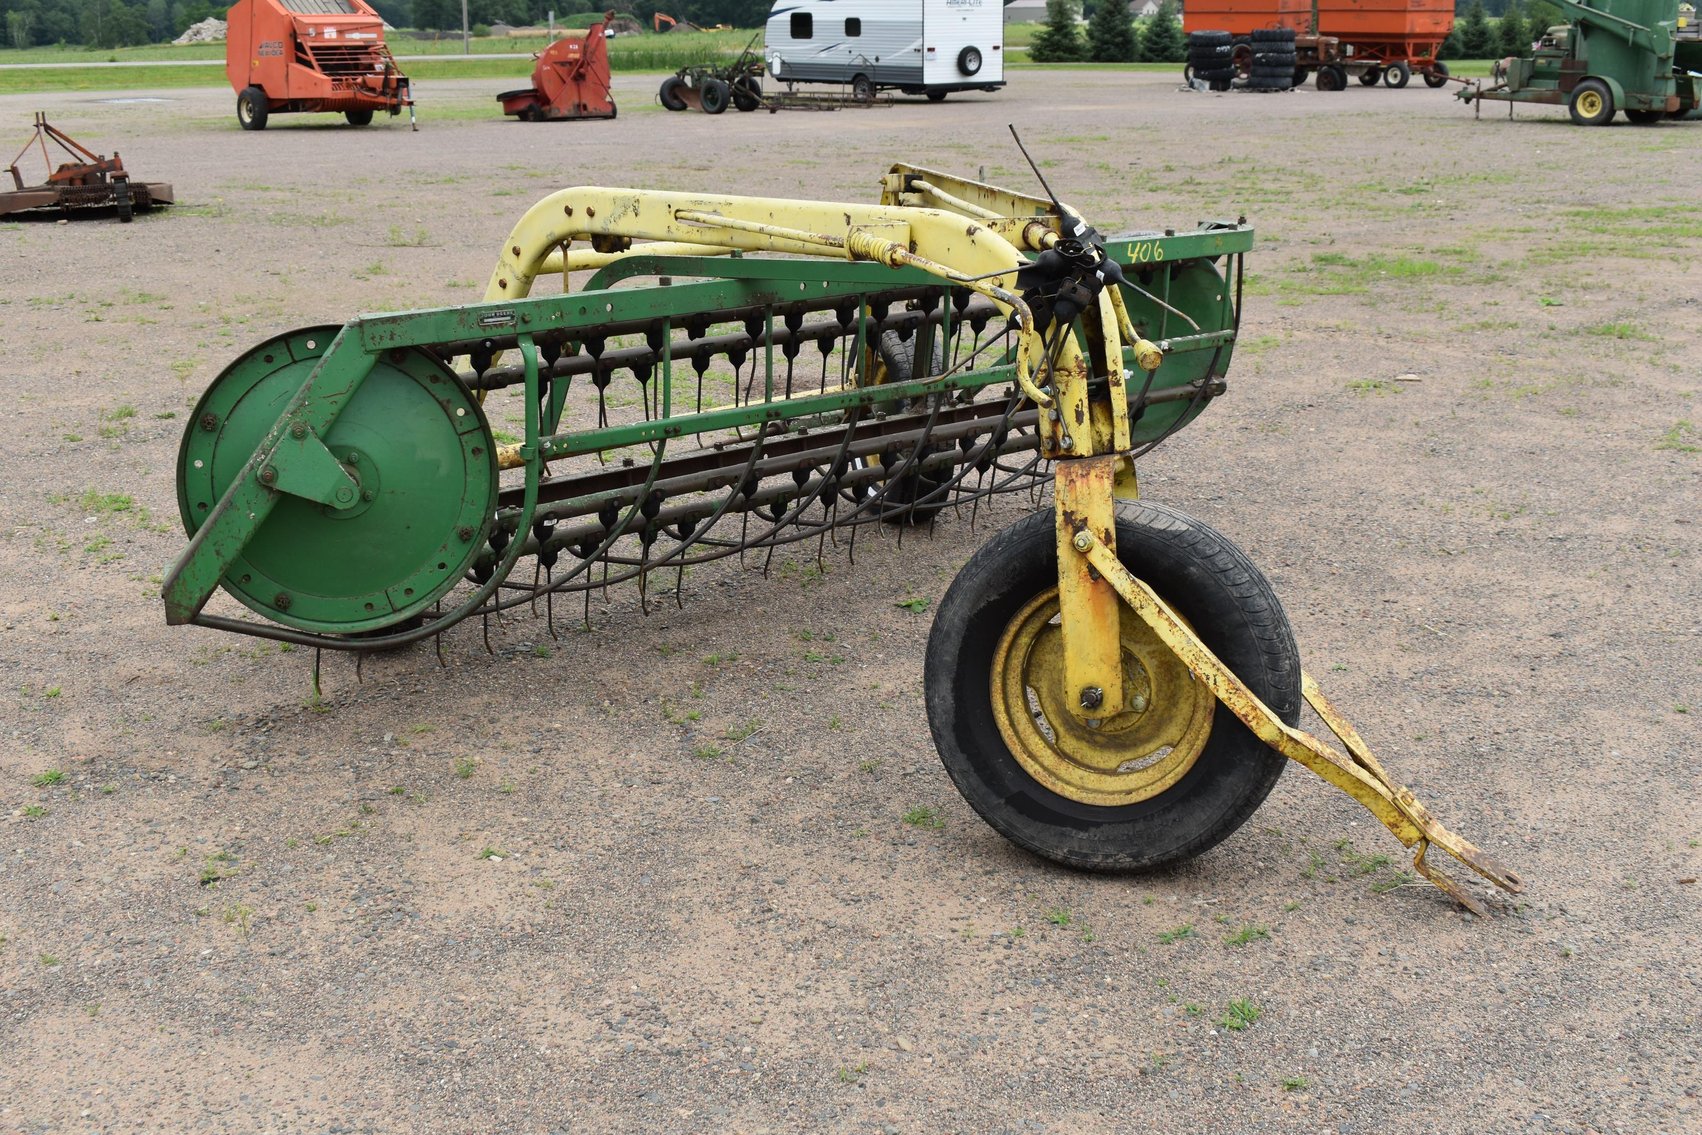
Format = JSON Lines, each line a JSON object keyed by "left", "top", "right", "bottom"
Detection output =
{"left": 1068, "top": 527, "right": 1526, "bottom": 914}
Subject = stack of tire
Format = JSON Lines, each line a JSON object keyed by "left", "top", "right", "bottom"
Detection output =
{"left": 1186, "top": 31, "right": 1236, "bottom": 92}
{"left": 1246, "top": 28, "right": 1297, "bottom": 92}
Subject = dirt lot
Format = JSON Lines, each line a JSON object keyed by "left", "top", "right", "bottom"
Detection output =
{"left": 1, "top": 69, "right": 1698, "bottom": 1134}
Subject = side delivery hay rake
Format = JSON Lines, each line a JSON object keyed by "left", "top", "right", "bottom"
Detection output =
{"left": 162, "top": 162, "right": 1523, "bottom": 913}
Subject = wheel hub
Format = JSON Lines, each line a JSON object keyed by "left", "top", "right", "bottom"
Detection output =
{"left": 989, "top": 588, "right": 1215, "bottom": 806}
{"left": 176, "top": 326, "right": 497, "bottom": 634}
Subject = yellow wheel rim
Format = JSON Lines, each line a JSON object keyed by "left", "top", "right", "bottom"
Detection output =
{"left": 1577, "top": 90, "right": 1604, "bottom": 118}
{"left": 989, "top": 587, "right": 1216, "bottom": 807}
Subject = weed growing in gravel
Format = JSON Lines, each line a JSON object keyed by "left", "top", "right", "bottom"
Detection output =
{"left": 1370, "top": 871, "right": 1416, "bottom": 895}
{"left": 1282, "top": 1075, "right": 1309, "bottom": 1091}
{"left": 723, "top": 719, "right": 762, "bottom": 742}
{"left": 478, "top": 847, "right": 508, "bottom": 860}
{"left": 1224, "top": 924, "right": 1270, "bottom": 948}
{"left": 222, "top": 904, "right": 255, "bottom": 936}
{"left": 1655, "top": 422, "right": 1698, "bottom": 453}
{"left": 497, "top": 780, "right": 517, "bottom": 794}
{"left": 40, "top": 953, "right": 59, "bottom": 967}
{"left": 453, "top": 757, "right": 477, "bottom": 779}
{"left": 1348, "top": 378, "right": 1402, "bottom": 396}
{"left": 692, "top": 744, "right": 724, "bottom": 760}
{"left": 22, "top": 804, "right": 47, "bottom": 818}
{"left": 1157, "top": 924, "right": 1195, "bottom": 944}
{"left": 835, "top": 1062, "right": 869, "bottom": 1084}
{"left": 78, "top": 489, "right": 134, "bottom": 515}
{"left": 30, "top": 769, "right": 64, "bottom": 786}
{"left": 1046, "top": 908, "right": 1073, "bottom": 927}
{"left": 1184, "top": 1003, "right": 1204, "bottom": 1017}
{"left": 385, "top": 225, "right": 432, "bottom": 247}
{"left": 902, "top": 806, "right": 944, "bottom": 830}
{"left": 894, "top": 597, "right": 930, "bottom": 613}
{"left": 199, "top": 850, "right": 237, "bottom": 886}
{"left": 1218, "top": 999, "right": 1261, "bottom": 1031}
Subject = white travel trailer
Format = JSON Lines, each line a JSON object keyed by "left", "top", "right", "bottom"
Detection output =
{"left": 763, "top": 0, "right": 1006, "bottom": 101}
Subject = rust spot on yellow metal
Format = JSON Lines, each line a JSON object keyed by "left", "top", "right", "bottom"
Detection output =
{"left": 1054, "top": 456, "right": 1123, "bottom": 719}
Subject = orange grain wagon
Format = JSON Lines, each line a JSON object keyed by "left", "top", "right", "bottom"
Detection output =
{"left": 1317, "top": 0, "right": 1455, "bottom": 86}
{"left": 225, "top": 0, "right": 415, "bottom": 130}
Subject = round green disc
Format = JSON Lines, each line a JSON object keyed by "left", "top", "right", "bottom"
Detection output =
{"left": 177, "top": 326, "right": 499, "bottom": 635}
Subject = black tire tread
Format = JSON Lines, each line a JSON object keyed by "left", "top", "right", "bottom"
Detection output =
{"left": 924, "top": 501, "right": 1300, "bottom": 871}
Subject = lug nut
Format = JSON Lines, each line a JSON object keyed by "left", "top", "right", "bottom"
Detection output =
{"left": 1072, "top": 531, "right": 1092, "bottom": 552}
{"left": 290, "top": 422, "right": 307, "bottom": 439}
{"left": 274, "top": 591, "right": 292, "bottom": 610}
{"left": 1079, "top": 686, "right": 1104, "bottom": 710}
{"left": 458, "top": 526, "right": 475, "bottom": 542}
{"left": 259, "top": 466, "right": 277, "bottom": 485}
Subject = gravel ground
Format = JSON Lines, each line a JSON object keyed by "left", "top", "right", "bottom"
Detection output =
{"left": 0, "top": 69, "right": 1698, "bottom": 1135}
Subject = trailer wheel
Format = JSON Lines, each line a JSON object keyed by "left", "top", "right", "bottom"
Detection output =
{"left": 700, "top": 77, "right": 731, "bottom": 114}
{"left": 926, "top": 89, "right": 948, "bottom": 102}
{"left": 852, "top": 73, "right": 875, "bottom": 103}
{"left": 237, "top": 86, "right": 269, "bottom": 131}
{"left": 1382, "top": 61, "right": 1411, "bottom": 88}
{"left": 345, "top": 109, "right": 374, "bottom": 127}
{"left": 924, "top": 502, "right": 1300, "bottom": 871}
{"left": 732, "top": 76, "right": 762, "bottom": 111}
{"left": 1423, "top": 61, "right": 1449, "bottom": 88}
{"left": 1358, "top": 66, "right": 1381, "bottom": 85}
{"left": 1316, "top": 66, "right": 1345, "bottom": 92}
{"left": 1293, "top": 67, "right": 1310, "bottom": 85}
{"left": 1568, "top": 79, "right": 1614, "bottom": 126}
{"left": 659, "top": 76, "right": 688, "bottom": 111}
{"left": 958, "top": 46, "right": 983, "bottom": 77}
{"left": 1624, "top": 108, "right": 1662, "bottom": 125}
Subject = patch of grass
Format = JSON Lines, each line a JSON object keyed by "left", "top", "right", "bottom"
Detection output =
{"left": 1157, "top": 923, "right": 1196, "bottom": 944}
{"left": 723, "top": 718, "right": 762, "bottom": 742}
{"left": 477, "top": 846, "right": 509, "bottom": 860}
{"left": 1348, "top": 378, "right": 1402, "bottom": 396}
{"left": 1655, "top": 421, "right": 1698, "bottom": 453}
{"left": 1045, "top": 908, "right": 1073, "bottom": 927}
{"left": 78, "top": 489, "right": 134, "bottom": 514}
{"left": 40, "top": 953, "right": 60, "bottom": 967}
{"left": 1223, "top": 924, "right": 1270, "bottom": 948}
{"left": 894, "top": 597, "right": 930, "bottom": 613}
{"left": 22, "top": 804, "right": 47, "bottom": 818}
{"left": 692, "top": 743, "right": 724, "bottom": 760}
{"left": 836, "top": 1061, "right": 869, "bottom": 1083}
{"left": 385, "top": 225, "right": 432, "bottom": 247}
{"left": 902, "top": 806, "right": 944, "bottom": 830}
{"left": 1218, "top": 998, "right": 1261, "bottom": 1032}
{"left": 1581, "top": 321, "right": 1654, "bottom": 341}
{"left": 30, "top": 769, "right": 64, "bottom": 787}
{"left": 453, "top": 756, "right": 477, "bottom": 779}
{"left": 1282, "top": 1075, "right": 1310, "bottom": 1091}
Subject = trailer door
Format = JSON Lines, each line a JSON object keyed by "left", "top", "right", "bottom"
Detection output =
{"left": 921, "top": 0, "right": 1004, "bottom": 85}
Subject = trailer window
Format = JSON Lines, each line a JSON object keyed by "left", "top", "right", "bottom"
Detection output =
{"left": 845, "top": 17, "right": 861, "bottom": 35}
{"left": 280, "top": 0, "right": 362, "bottom": 12}
{"left": 791, "top": 12, "right": 813, "bottom": 38}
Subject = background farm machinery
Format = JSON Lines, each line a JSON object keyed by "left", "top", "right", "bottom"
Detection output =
{"left": 497, "top": 12, "right": 618, "bottom": 121}
{"left": 1458, "top": 0, "right": 1700, "bottom": 123}
{"left": 225, "top": 0, "right": 415, "bottom": 130}
{"left": 1185, "top": 0, "right": 1454, "bottom": 91}
{"left": 161, "top": 163, "right": 1522, "bottom": 914}
{"left": 2, "top": 113, "right": 172, "bottom": 222}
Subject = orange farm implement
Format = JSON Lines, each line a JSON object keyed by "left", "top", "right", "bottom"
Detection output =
{"left": 2, "top": 113, "right": 172, "bottom": 222}
{"left": 497, "top": 12, "right": 618, "bottom": 121}
{"left": 225, "top": 0, "right": 415, "bottom": 130}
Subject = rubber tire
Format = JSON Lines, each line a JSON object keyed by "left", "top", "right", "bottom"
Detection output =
{"left": 1250, "top": 27, "right": 1294, "bottom": 43}
{"left": 1189, "top": 30, "right": 1233, "bottom": 47}
{"left": 1317, "top": 65, "right": 1346, "bottom": 91}
{"left": 700, "top": 77, "right": 730, "bottom": 114}
{"left": 1250, "top": 75, "right": 1293, "bottom": 90}
{"left": 1294, "top": 67, "right": 1311, "bottom": 85}
{"left": 1624, "top": 108, "right": 1662, "bottom": 125}
{"left": 732, "top": 76, "right": 761, "bottom": 111}
{"left": 659, "top": 76, "right": 688, "bottom": 111}
{"left": 1359, "top": 66, "right": 1381, "bottom": 86}
{"left": 1182, "top": 63, "right": 1194, "bottom": 84}
{"left": 924, "top": 502, "right": 1300, "bottom": 871}
{"left": 926, "top": 89, "right": 948, "bottom": 102}
{"left": 872, "top": 329, "right": 949, "bottom": 523}
{"left": 958, "top": 46, "right": 982, "bottom": 76}
{"left": 852, "top": 73, "right": 875, "bottom": 102}
{"left": 345, "top": 109, "right": 374, "bottom": 126}
{"left": 1252, "top": 50, "right": 1296, "bottom": 66}
{"left": 1209, "top": 77, "right": 1234, "bottom": 91}
{"left": 1383, "top": 60, "right": 1411, "bottom": 88}
{"left": 237, "top": 85, "right": 269, "bottom": 131}
{"left": 1568, "top": 78, "right": 1614, "bottom": 126}
{"left": 1251, "top": 65, "right": 1295, "bottom": 80}
{"left": 1423, "top": 61, "right": 1449, "bottom": 88}
{"left": 1196, "top": 67, "right": 1236, "bottom": 82}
